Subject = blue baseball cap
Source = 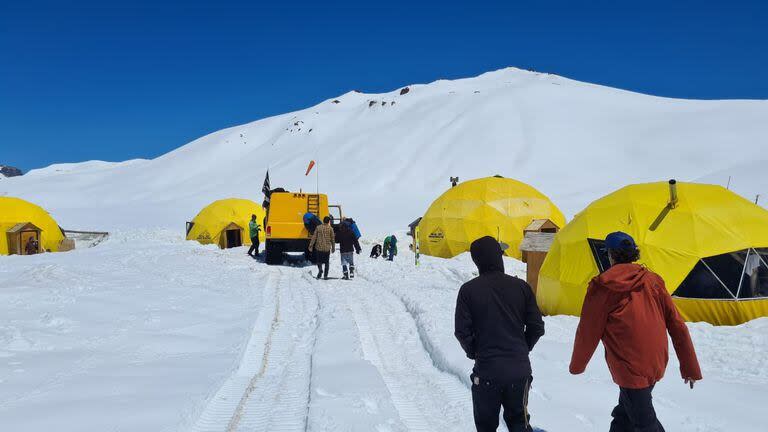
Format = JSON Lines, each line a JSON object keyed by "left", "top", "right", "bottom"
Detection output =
{"left": 605, "top": 231, "right": 637, "bottom": 251}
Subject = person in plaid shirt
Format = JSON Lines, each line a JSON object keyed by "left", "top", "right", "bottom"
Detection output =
{"left": 309, "top": 216, "right": 335, "bottom": 279}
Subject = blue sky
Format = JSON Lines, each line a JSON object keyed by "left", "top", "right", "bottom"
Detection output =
{"left": 2, "top": 0, "right": 766, "bottom": 172}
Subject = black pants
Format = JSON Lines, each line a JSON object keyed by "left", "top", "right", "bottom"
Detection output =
{"left": 315, "top": 250, "right": 330, "bottom": 278}
{"left": 247, "top": 236, "right": 260, "bottom": 257}
{"left": 471, "top": 374, "right": 532, "bottom": 432}
{"left": 609, "top": 385, "right": 665, "bottom": 432}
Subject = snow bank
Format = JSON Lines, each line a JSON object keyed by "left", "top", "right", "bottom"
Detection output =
{"left": 0, "top": 231, "right": 264, "bottom": 431}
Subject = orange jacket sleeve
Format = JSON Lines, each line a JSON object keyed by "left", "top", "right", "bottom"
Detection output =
{"left": 570, "top": 281, "right": 609, "bottom": 375}
{"left": 659, "top": 280, "right": 703, "bottom": 381}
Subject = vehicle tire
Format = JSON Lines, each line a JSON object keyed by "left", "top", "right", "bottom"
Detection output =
{"left": 265, "top": 241, "right": 283, "bottom": 265}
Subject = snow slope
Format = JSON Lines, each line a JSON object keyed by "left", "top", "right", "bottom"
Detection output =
{"left": 23, "top": 159, "right": 148, "bottom": 178}
{"left": 696, "top": 159, "right": 768, "bottom": 206}
{"left": 1, "top": 67, "right": 766, "bottom": 232}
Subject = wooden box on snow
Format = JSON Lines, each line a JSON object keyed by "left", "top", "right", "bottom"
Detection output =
{"left": 520, "top": 219, "right": 560, "bottom": 293}
{"left": 58, "top": 238, "right": 76, "bottom": 252}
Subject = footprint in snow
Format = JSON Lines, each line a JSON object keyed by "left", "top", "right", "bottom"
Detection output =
{"left": 315, "top": 387, "right": 336, "bottom": 397}
{"left": 530, "top": 386, "right": 552, "bottom": 401}
{"left": 361, "top": 395, "right": 379, "bottom": 414}
{"left": 575, "top": 413, "right": 594, "bottom": 428}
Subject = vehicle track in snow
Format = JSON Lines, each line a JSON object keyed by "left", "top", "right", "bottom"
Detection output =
{"left": 189, "top": 268, "right": 318, "bottom": 432}
{"left": 346, "top": 283, "right": 475, "bottom": 432}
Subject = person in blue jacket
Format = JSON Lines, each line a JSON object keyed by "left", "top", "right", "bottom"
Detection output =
{"left": 303, "top": 212, "right": 322, "bottom": 235}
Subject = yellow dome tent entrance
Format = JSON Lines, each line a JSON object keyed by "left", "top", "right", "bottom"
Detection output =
{"left": 186, "top": 198, "right": 266, "bottom": 249}
{"left": 0, "top": 197, "right": 66, "bottom": 255}
{"left": 537, "top": 180, "right": 768, "bottom": 326}
{"left": 418, "top": 176, "right": 566, "bottom": 260}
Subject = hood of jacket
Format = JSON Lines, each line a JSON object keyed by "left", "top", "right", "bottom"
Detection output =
{"left": 470, "top": 236, "right": 505, "bottom": 274}
{"left": 596, "top": 263, "right": 650, "bottom": 292}
{"left": 338, "top": 223, "right": 353, "bottom": 237}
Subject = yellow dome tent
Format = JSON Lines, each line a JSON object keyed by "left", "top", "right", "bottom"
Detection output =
{"left": 418, "top": 176, "right": 566, "bottom": 259}
{"left": 537, "top": 180, "right": 768, "bottom": 326}
{"left": 0, "top": 197, "right": 65, "bottom": 255}
{"left": 186, "top": 198, "right": 266, "bottom": 249}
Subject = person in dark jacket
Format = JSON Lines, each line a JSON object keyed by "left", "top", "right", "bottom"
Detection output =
{"left": 342, "top": 217, "right": 362, "bottom": 239}
{"left": 337, "top": 220, "right": 362, "bottom": 279}
{"left": 370, "top": 244, "right": 382, "bottom": 259}
{"left": 570, "top": 232, "right": 702, "bottom": 432}
{"left": 455, "top": 236, "right": 545, "bottom": 432}
{"left": 25, "top": 237, "right": 39, "bottom": 255}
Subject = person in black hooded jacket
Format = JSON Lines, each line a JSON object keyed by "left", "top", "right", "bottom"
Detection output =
{"left": 337, "top": 221, "right": 362, "bottom": 279}
{"left": 454, "top": 236, "right": 545, "bottom": 432}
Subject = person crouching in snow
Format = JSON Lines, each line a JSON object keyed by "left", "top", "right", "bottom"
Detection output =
{"left": 337, "top": 220, "right": 361, "bottom": 279}
{"left": 309, "top": 216, "right": 335, "bottom": 280}
{"left": 570, "top": 231, "right": 702, "bottom": 432}
{"left": 383, "top": 235, "right": 397, "bottom": 261}
{"left": 454, "top": 236, "right": 545, "bottom": 432}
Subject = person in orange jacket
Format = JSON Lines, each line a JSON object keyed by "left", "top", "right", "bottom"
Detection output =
{"left": 570, "top": 232, "right": 702, "bottom": 432}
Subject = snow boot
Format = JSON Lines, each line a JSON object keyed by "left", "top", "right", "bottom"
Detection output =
{"left": 316, "top": 270, "right": 322, "bottom": 279}
{"left": 342, "top": 266, "right": 349, "bottom": 280}
{"left": 350, "top": 266, "right": 355, "bottom": 279}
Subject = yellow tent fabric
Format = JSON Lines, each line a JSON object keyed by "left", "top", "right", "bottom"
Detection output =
{"left": 0, "top": 197, "right": 65, "bottom": 255}
{"left": 537, "top": 181, "right": 768, "bottom": 326}
{"left": 187, "top": 198, "right": 266, "bottom": 248}
{"left": 418, "top": 177, "right": 566, "bottom": 259}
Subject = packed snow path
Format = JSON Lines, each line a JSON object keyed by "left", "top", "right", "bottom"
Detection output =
{"left": 2, "top": 233, "right": 767, "bottom": 431}
{"left": 190, "top": 262, "right": 477, "bottom": 432}
{"left": 346, "top": 281, "right": 474, "bottom": 431}
{"left": 191, "top": 268, "right": 318, "bottom": 432}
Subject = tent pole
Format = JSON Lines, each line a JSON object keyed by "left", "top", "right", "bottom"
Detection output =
{"left": 700, "top": 259, "right": 737, "bottom": 300}
{"left": 735, "top": 249, "right": 750, "bottom": 298}
{"left": 753, "top": 248, "right": 768, "bottom": 270}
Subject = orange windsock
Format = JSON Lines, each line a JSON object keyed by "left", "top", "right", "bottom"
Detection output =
{"left": 305, "top": 160, "right": 316, "bottom": 176}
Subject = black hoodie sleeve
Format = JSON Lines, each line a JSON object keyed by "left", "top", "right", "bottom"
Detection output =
{"left": 454, "top": 285, "right": 476, "bottom": 359}
{"left": 353, "top": 236, "right": 362, "bottom": 254}
{"left": 523, "top": 283, "right": 545, "bottom": 351}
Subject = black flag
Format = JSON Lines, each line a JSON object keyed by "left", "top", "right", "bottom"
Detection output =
{"left": 262, "top": 171, "right": 271, "bottom": 196}
{"left": 262, "top": 171, "right": 272, "bottom": 208}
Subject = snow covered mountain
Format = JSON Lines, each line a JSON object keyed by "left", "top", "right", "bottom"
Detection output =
{"left": 2, "top": 67, "right": 766, "bottom": 232}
